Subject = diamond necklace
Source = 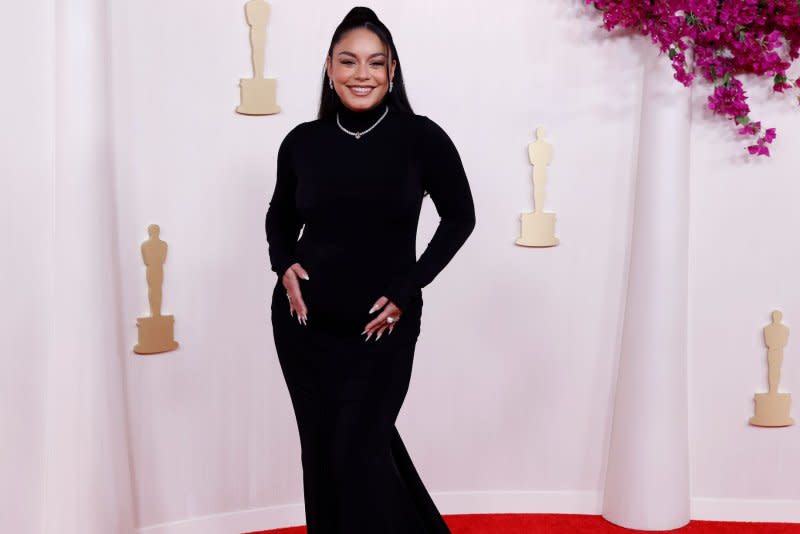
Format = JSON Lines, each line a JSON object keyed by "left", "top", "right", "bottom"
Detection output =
{"left": 336, "top": 105, "right": 389, "bottom": 140}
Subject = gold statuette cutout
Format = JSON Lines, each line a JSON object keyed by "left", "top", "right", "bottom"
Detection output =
{"left": 750, "top": 310, "right": 793, "bottom": 427}
{"left": 134, "top": 224, "right": 179, "bottom": 355}
{"left": 236, "top": 0, "right": 280, "bottom": 115}
{"left": 516, "top": 127, "right": 559, "bottom": 248}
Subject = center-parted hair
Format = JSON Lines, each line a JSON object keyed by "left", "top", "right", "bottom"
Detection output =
{"left": 317, "top": 7, "right": 414, "bottom": 120}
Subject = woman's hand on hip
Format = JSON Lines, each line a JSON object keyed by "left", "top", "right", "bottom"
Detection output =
{"left": 362, "top": 296, "right": 402, "bottom": 341}
{"left": 282, "top": 263, "right": 309, "bottom": 325}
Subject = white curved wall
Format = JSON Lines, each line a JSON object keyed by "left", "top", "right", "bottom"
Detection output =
{"left": 1, "top": 2, "right": 53, "bottom": 532}
{"left": 4, "top": 0, "right": 800, "bottom": 532}
{"left": 111, "top": 1, "right": 644, "bottom": 528}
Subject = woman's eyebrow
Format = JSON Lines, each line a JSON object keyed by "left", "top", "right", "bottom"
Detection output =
{"left": 337, "top": 51, "right": 387, "bottom": 59}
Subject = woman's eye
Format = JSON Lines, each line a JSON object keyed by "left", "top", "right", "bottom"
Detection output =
{"left": 338, "top": 60, "right": 384, "bottom": 67}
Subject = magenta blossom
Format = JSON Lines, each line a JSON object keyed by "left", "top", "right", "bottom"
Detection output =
{"left": 586, "top": 0, "right": 800, "bottom": 156}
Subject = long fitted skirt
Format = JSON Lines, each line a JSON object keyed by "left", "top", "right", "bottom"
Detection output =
{"left": 270, "top": 281, "right": 451, "bottom": 534}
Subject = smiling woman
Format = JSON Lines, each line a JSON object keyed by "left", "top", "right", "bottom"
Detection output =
{"left": 326, "top": 29, "right": 395, "bottom": 111}
{"left": 265, "top": 6, "right": 476, "bottom": 534}
{"left": 318, "top": 8, "right": 413, "bottom": 119}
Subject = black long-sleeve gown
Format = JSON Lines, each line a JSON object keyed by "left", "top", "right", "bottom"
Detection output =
{"left": 265, "top": 99, "right": 476, "bottom": 534}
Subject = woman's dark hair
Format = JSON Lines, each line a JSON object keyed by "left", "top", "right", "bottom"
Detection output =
{"left": 317, "top": 7, "right": 414, "bottom": 120}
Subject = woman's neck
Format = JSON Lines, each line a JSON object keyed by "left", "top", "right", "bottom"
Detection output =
{"left": 337, "top": 99, "right": 389, "bottom": 131}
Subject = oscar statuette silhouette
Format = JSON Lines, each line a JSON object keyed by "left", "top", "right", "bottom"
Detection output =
{"left": 236, "top": 0, "right": 280, "bottom": 115}
{"left": 134, "top": 224, "right": 179, "bottom": 355}
{"left": 516, "top": 127, "right": 559, "bottom": 247}
{"left": 750, "top": 310, "right": 793, "bottom": 427}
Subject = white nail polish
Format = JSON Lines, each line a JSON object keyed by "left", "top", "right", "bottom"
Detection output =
{"left": 376, "top": 332, "right": 382, "bottom": 341}
{"left": 303, "top": 274, "right": 309, "bottom": 280}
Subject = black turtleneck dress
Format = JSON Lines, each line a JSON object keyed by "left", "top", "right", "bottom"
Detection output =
{"left": 265, "top": 100, "right": 475, "bottom": 534}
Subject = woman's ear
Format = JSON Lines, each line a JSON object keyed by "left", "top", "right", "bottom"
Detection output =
{"left": 326, "top": 56, "right": 333, "bottom": 81}
{"left": 390, "top": 59, "right": 397, "bottom": 83}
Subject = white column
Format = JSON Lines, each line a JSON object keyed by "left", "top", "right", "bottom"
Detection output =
{"left": 41, "top": 0, "right": 135, "bottom": 532}
{"left": 602, "top": 43, "right": 691, "bottom": 530}
{"left": 0, "top": 1, "right": 55, "bottom": 532}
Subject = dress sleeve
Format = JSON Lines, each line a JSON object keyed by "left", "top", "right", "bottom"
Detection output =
{"left": 265, "top": 128, "right": 303, "bottom": 277}
{"left": 381, "top": 116, "right": 476, "bottom": 311}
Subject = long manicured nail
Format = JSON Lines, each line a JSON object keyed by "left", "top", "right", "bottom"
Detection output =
{"left": 388, "top": 326, "right": 394, "bottom": 335}
{"left": 364, "top": 332, "right": 372, "bottom": 341}
{"left": 376, "top": 332, "right": 382, "bottom": 341}
{"left": 303, "top": 274, "right": 309, "bottom": 280}
{"left": 368, "top": 304, "right": 378, "bottom": 314}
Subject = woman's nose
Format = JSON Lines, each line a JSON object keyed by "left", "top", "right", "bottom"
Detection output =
{"left": 355, "top": 62, "right": 369, "bottom": 79}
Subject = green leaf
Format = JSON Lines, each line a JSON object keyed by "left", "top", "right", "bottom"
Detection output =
{"left": 735, "top": 116, "right": 751, "bottom": 125}
{"left": 668, "top": 47, "right": 677, "bottom": 60}
{"left": 722, "top": 72, "right": 731, "bottom": 86}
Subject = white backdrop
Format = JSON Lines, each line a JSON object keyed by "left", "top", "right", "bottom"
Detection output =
{"left": 3, "top": 0, "right": 800, "bottom": 533}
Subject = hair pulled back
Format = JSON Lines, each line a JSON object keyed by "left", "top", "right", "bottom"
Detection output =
{"left": 318, "top": 7, "right": 413, "bottom": 120}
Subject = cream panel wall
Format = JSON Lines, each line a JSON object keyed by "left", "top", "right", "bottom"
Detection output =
{"left": 103, "top": 0, "right": 800, "bottom": 526}
{"left": 109, "top": 0, "right": 644, "bottom": 527}
{"left": 688, "top": 73, "right": 800, "bottom": 505}
{"left": 4, "top": 0, "right": 796, "bottom": 532}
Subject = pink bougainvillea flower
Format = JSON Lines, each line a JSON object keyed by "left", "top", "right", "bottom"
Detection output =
{"left": 748, "top": 144, "right": 771, "bottom": 156}
{"left": 586, "top": 0, "right": 800, "bottom": 157}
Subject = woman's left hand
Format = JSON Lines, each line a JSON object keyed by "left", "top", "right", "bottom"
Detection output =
{"left": 362, "top": 296, "right": 402, "bottom": 341}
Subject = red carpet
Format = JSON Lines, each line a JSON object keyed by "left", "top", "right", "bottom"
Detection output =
{"left": 246, "top": 513, "right": 800, "bottom": 533}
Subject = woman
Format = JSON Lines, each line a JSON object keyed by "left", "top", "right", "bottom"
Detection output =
{"left": 265, "top": 7, "right": 475, "bottom": 533}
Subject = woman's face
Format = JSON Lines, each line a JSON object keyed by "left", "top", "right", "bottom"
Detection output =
{"left": 326, "top": 28, "right": 396, "bottom": 112}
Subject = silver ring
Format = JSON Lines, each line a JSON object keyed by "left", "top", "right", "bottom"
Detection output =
{"left": 386, "top": 316, "right": 395, "bottom": 324}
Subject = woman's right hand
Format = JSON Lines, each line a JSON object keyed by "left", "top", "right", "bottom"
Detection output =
{"left": 282, "top": 263, "right": 310, "bottom": 325}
